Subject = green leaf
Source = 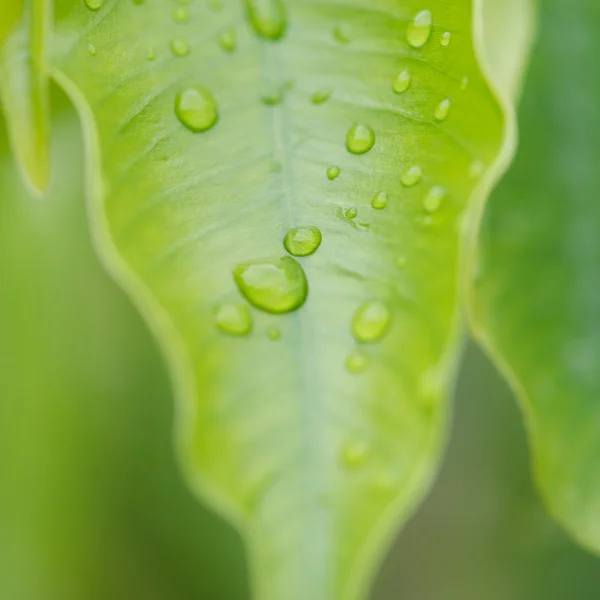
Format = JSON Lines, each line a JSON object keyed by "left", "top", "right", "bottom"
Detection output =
{"left": 51, "top": 1, "right": 506, "bottom": 598}
{"left": 471, "top": 0, "right": 600, "bottom": 553}
{"left": 0, "top": 0, "right": 52, "bottom": 194}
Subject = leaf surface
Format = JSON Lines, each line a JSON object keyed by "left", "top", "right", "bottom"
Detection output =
{"left": 0, "top": 0, "right": 51, "bottom": 194}
{"left": 51, "top": 1, "right": 505, "bottom": 598}
{"left": 471, "top": 0, "right": 600, "bottom": 553}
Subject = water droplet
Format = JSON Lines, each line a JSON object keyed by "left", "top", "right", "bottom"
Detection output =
{"left": 345, "top": 207, "right": 358, "bottom": 219}
{"left": 435, "top": 98, "right": 451, "bottom": 121}
{"left": 392, "top": 69, "right": 411, "bottom": 94}
{"left": 261, "top": 84, "right": 285, "bottom": 106}
{"left": 215, "top": 303, "right": 252, "bottom": 336}
{"left": 469, "top": 160, "right": 485, "bottom": 178}
{"left": 84, "top": 0, "right": 103, "bottom": 11}
{"left": 246, "top": 0, "right": 287, "bottom": 41}
{"left": 371, "top": 191, "right": 388, "bottom": 210}
{"left": 327, "top": 165, "right": 341, "bottom": 180}
{"left": 170, "top": 38, "right": 190, "bottom": 57}
{"left": 396, "top": 256, "right": 407, "bottom": 269}
{"left": 423, "top": 186, "right": 446, "bottom": 213}
{"left": 340, "top": 440, "right": 369, "bottom": 469}
{"left": 460, "top": 76, "right": 469, "bottom": 91}
{"left": 401, "top": 165, "right": 422, "bottom": 187}
{"left": 233, "top": 256, "right": 308, "bottom": 314}
{"left": 440, "top": 31, "right": 452, "bottom": 47}
{"left": 267, "top": 327, "right": 281, "bottom": 340}
{"left": 407, "top": 9, "right": 432, "bottom": 48}
{"left": 352, "top": 300, "right": 392, "bottom": 343}
{"left": 346, "top": 352, "right": 368, "bottom": 373}
{"left": 146, "top": 46, "right": 156, "bottom": 61}
{"left": 312, "top": 87, "right": 332, "bottom": 105}
{"left": 219, "top": 29, "right": 237, "bottom": 52}
{"left": 333, "top": 23, "right": 352, "bottom": 44}
{"left": 87, "top": 44, "right": 97, "bottom": 56}
{"left": 172, "top": 6, "right": 189, "bottom": 22}
{"left": 346, "top": 123, "right": 375, "bottom": 155}
{"left": 175, "top": 86, "right": 219, "bottom": 133}
{"left": 283, "top": 226, "right": 322, "bottom": 257}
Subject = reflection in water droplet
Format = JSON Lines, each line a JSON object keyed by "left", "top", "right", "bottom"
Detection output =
{"left": 312, "top": 87, "right": 332, "bottom": 105}
{"left": 401, "top": 165, "right": 422, "bottom": 187}
{"left": 371, "top": 191, "right": 388, "bottom": 210}
{"left": 267, "top": 327, "right": 281, "bottom": 340}
{"left": 346, "top": 123, "right": 375, "bottom": 155}
{"left": 327, "top": 166, "right": 341, "bottom": 180}
{"left": 283, "top": 226, "right": 322, "bottom": 257}
{"left": 84, "top": 0, "right": 103, "bottom": 11}
{"left": 423, "top": 186, "right": 446, "bottom": 213}
{"left": 215, "top": 303, "right": 252, "bottom": 336}
{"left": 233, "top": 256, "right": 308, "bottom": 314}
{"left": 219, "top": 29, "right": 237, "bottom": 52}
{"left": 440, "top": 31, "right": 452, "bottom": 47}
{"left": 407, "top": 9, "right": 432, "bottom": 48}
{"left": 435, "top": 98, "right": 451, "bottom": 121}
{"left": 173, "top": 6, "right": 189, "bottom": 22}
{"left": 352, "top": 300, "right": 392, "bottom": 343}
{"left": 333, "top": 24, "right": 352, "bottom": 44}
{"left": 345, "top": 207, "right": 358, "bottom": 219}
{"left": 170, "top": 38, "right": 190, "bottom": 57}
{"left": 392, "top": 69, "right": 411, "bottom": 94}
{"left": 246, "top": 0, "right": 287, "bottom": 40}
{"left": 340, "top": 440, "right": 369, "bottom": 469}
{"left": 175, "top": 86, "right": 219, "bottom": 132}
{"left": 346, "top": 352, "right": 368, "bottom": 373}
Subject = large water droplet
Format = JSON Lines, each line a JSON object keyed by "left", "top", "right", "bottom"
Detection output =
{"left": 352, "top": 300, "right": 392, "bottom": 343}
{"left": 346, "top": 123, "right": 375, "bottom": 155}
{"left": 283, "top": 226, "right": 322, "bottom": 257}
{"left": 346, "top": 351, "right": 368, "bottom": 373}
{"left": 219, "top": 29, "right": 237, "bottom": 52}
{"left": 170, "top": 38, "right": 190, "bottom": 57}
{"left": 327, "top": 165, "right": 341, "bottom": 180}
{"left": 175, "top": 86, "right": 219, "bottom": 132}
{"left": 407, "top": 9, "right": 432, "bottom": 48}
{"left": 401, "top": 165, "right": 423, "bottom": 187}
{"left": 233, "top": 256, "right": 308, "bottom": 314}
{"left": 434, "top": 98, "right": 451, "bottom": 121}
{"left": 84, "top": 0, "right": 103, "bottom": 10}
{"left": 312, "top": 87, "right": 332, "bottom": 105}
{"left": 423, "top": 186, "right": 446, "bottom": 213}
{"left": 371, "top": 191, "right": 388, "bottom": 210}
{"left": 215, "top": 303, "right": 252, "bottom": 336}
{"left": 340, "top": 440, "right": 369, "bottom": 469}
{"left": 392, "top": 69, "right": 411, "bottom": 94}
{"left": 246, "top": 0, "right": 287, "bottom": 40}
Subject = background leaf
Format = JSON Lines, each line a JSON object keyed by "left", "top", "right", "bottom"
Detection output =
{"left": 50, "top": 1, "right": 506, "bottom": 598}
{"left": 471, "top": 0, "right": 600, "bottom": 553}
{"left": 0, "top": 0, "right": 51, "bottom": 194}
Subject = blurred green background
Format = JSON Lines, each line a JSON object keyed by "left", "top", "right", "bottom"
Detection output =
{"left": 2, "top": 99, "right": 600, "bottom": 600}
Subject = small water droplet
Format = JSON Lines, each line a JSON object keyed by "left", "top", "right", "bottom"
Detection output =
{"left": 261, "top": 84, "right": 285, "bottom": 106}
{"left": 371, "top": 191, "right": 388, "bottom": 210}
{"left": 435, "top": 98, "right": 451, "bottom": 121}
{"left": 208, "top": 0, "right": 223, "bottom": 11}
{"left": 392, "top": 69, "right": 411, "bottom": 94}
{"left": 352, "top": 300, "right": 392, "bottom": 343}
{"left": 170, "top": 38, "right": 190, "bottom": 57}
{"left": 401, "top": 165, "right": 423, "bottom": 187}
{"left": 423, "top": 186, "right": 446, "bottom": 213}
{"left": 267, "top": 327, "right": 281, "bottom": 340}
{"left": 172, "top": 6, "right": 189, "bottom": 22}
{"left": 246, "top": 0, "right": 287, "bottom": 40}
{"left": 215, "top": 303, "right": 252, "bottom": 336}
{"left": 219, "top": 28, "right": 237, "bottom": 52}
{"left": 146, "top": 46, "right": 156, "bottom": 61}
{"left": 396, "top": 256, "right": 407, "bottom": 269}
{"left": 340, "top": 440, "right": 369, "bottom": 469}
{"left": 346, "top": 351, "right": 368, "bottom": 373}
{"left": 233, "top": 256, "right": 308, "bottom": 314}
{"left": 460, "top": 76, "right": 469, "bottom": 91}
{"left": 345, "top": 207, "right": 358, "bottom": 219}
{"left": 327, "top": 165, "right": 341, "bottom": 180}
{"left": 312, "top": 87, "right": 332, "bottom": 105}
{"left": 333, "top": 23, "right": 352, "bottom": 44}
{"left": 407, "top": 9, "right": 432, "bottom": 48}
{"left": 440, "top": 31, "right": 452, "bottom": 47}
{"left": 84, "top": 0, "right": 103, "bottom": 11}
{"left": 87, "top": 44, "right": 97, "bottom": 56}
{"left": 346, "top": 123, "right": 375, "bottom": 155}
{"left": 469, "top": 160, "right": 485, "bottom": 178}
{"left": 175, "top": 87, "right": 218, "bottom": 133}
{"left": 283, "top": 226, "right": 322, "bottom": 257}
